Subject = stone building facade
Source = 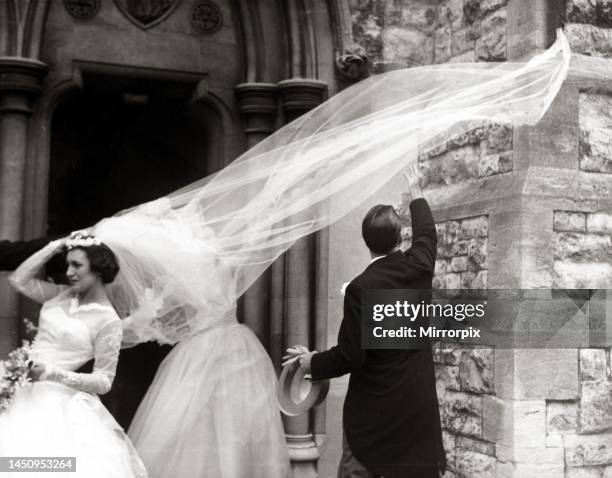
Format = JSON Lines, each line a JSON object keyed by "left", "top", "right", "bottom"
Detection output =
{"left": 324, "top": 1, "right": 612, "bottom": 477}
{"left": 0, "top": 1, "right": 611, "bottom": 477}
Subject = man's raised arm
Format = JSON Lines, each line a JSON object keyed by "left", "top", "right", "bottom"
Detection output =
{"left": 401, "top": 164, "right": 437, "bottom": 273}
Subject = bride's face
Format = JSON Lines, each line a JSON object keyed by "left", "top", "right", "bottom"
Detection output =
{"left": 66, "top": 249, "right": 100, "bottom": 294}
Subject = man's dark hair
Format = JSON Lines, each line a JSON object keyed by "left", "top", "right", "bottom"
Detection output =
{"left": 362, "top": 204, "right": 402, "bottom": 255}
{"left": 71, "top": 244, "right": 120, "bottom": 284}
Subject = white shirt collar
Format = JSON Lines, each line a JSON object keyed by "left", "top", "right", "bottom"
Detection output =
{"left": 369, "top": 254, "right": 386, "bottom": 265}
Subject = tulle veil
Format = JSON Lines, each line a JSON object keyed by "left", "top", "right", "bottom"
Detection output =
{"left": 82, "top": 30, "right": 579, "bottom": 346}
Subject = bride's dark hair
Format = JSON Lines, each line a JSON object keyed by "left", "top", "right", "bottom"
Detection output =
{"left": 72, "top": 244, "right": 120, "bottom": 284}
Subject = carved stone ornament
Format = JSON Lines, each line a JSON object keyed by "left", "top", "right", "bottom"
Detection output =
{"left": 335, "top": 48, "right": 371, "bottom": 83}
{"left": 113, "top": 0, "right": 182, "bottom": 30}
{"left": 190, "top": 0, "right": 223, "bottom": 35}
{"left": 64, "top": 0, "right": 101, "bottom": 19}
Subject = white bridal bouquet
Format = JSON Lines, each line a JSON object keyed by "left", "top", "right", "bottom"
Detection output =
{"left": 0, "top": 319, "right": 38, "bottom": 413}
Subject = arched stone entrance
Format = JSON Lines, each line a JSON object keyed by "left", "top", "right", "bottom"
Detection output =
{"left": 47, "top": 73, "right": 222, "bottom": 428}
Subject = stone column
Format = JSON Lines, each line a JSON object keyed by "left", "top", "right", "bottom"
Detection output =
{"left": 234, "top": 83, "right": 278, "bottom": 348}
{"left": 0, "top": 57, "right": 48, "bottom": 356}
{"left": 277, "top": 78, "right": 327, "bottom": 478}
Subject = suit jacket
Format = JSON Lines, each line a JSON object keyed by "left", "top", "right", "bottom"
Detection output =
{"left": 0, "top": 237, "right": 54, "bottom": 272}
{"left": 311, "top": 198, "right": 446, "bottom": 478}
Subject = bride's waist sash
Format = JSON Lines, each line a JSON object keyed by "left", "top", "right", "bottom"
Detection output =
{"left": 186, "top": 308, "right": 240, "bottom": 339}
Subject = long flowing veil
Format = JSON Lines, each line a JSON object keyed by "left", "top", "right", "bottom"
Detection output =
{"left": 89, "top": 30, "right": 575, "bottom": 346}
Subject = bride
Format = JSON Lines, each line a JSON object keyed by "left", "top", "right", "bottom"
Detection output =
{"left": 1, "top": 232, "right": 147, "bottom": 478}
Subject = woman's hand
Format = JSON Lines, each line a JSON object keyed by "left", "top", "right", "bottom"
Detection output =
{"left": 49, "top": 238, "right": 67, "bottom": 254}
{"left": 29, "top": 362, "right": 46, "bottom": 382}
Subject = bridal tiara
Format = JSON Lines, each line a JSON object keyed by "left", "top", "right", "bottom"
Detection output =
{"left": 65, "top": 230, "right": 102, "bottom": 250}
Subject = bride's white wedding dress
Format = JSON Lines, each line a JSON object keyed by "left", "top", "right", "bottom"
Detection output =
{"left": 0, "top": 291, "right": 148, "bottom": 478}
{"left": 127, "top": 311, "right": 290, "bottom": 478}
{"left": 92, "top": 200, "right": 291, "bottom": 478}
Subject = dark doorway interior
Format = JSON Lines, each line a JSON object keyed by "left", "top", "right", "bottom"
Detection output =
{"left": 49, "top": 74, "right": 211, "bottom": 429}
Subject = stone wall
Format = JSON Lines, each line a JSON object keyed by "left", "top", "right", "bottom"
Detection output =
{"left": 434, "top": 344, "right": 496, "bottom": 477}
{"left": 434, "top": 216, "right": 489, "bottom": 289}
{"left": 579, "top": 92, "right": 612, "bottom": 174}
{"left": 553, "top": 210, "right": 612, "bottom": 288}
{"left": 552, "top": 207, "right": 612, "bottom": 477}
{"left": 433, "top": 216, "right": 492, "bottom": 477}
{"left": 349, "top": 0, "right": 509, "bottom": 70}
{"left": 398, "top": 210, "right": 492, "bottom": 476}
{"left": 564, "top": 0, "right": 612, "bottom": 58}
{"left": 418, "top": 123, "right": 513, "bottom": 189}
{"left": 546, "top": 348, "right": 612, "bottom": 477}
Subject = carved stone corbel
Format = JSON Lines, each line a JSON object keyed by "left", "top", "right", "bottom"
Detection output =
{"left": 335, "top": 47, "right": 371, "bottom": 84}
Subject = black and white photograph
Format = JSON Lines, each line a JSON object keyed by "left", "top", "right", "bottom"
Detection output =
{"left": 0, "top": 1, "right": 611, "bottom": 477}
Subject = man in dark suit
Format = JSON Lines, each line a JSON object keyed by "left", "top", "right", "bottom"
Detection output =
{"left": 285, "top": 167, "right": 446, "bottom": 478}
{"left": 0, "top": 237, "right": 53, "bottom": 271}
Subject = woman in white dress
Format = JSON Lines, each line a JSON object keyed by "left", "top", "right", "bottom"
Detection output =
{"left": 90, "top": 204, "right": 291, "bottom": 478}
{"left": 0, "top": 233, "right": 148, "bottom": 478}
{"left": 126, "top": 303, "right": 290, "bottom": 478}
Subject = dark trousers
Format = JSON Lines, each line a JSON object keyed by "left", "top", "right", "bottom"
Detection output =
{"left": 337, "top": 428, "right": 443, "bottom": 478}
{"left": 338, "top": 429, "right": 383, "bottom": 478}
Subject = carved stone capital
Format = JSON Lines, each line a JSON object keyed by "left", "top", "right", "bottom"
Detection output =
{"left": 235, "top": 82, "right": 278, "bottom": 116}
{"left": 0, "top": 57, "right": 48, "bottom": 114}
{"left": 235, "top": 82, "right": 278, "bottom": 136}
{"left": 277, "top": 79, "right": 327, "bottom": 122}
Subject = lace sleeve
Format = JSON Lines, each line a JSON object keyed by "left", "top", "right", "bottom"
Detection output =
{"left": 40, "top": 319, "right": 123, "bottom": 395}
{"left": 8, "top": 240, "right": 67, "bottom": 303}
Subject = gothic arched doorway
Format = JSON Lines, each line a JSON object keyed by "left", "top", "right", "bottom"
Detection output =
{"left": 48, "top": 73, "right": 217, "bottom": 428}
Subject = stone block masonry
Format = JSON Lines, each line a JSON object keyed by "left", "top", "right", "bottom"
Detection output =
{"left": 418, "top": 123, "right": 513, "bottom": 188}
{"left": 553, "top": 210, "right": 612, "bottom": 289}
{"left": 564, "top": 0, "right": 612, "bottom": 58}
{"left": 580, "top": 91, "right": 612, "bottom": 174}
{"left": 349, "top": 0, "right": 509, "bottom": 69}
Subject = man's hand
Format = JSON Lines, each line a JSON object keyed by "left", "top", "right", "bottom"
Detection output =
{"left": 282, "top": 345, "right": 317, "bottom": 374}
{"left": 282, "top": 345, "right": 309, "bottom": 367}
{"left": 401, "top": 163, "right": 424, "bottom": 203}
{"left": 298, "top": 351, "right": 315, "bottom": 374}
